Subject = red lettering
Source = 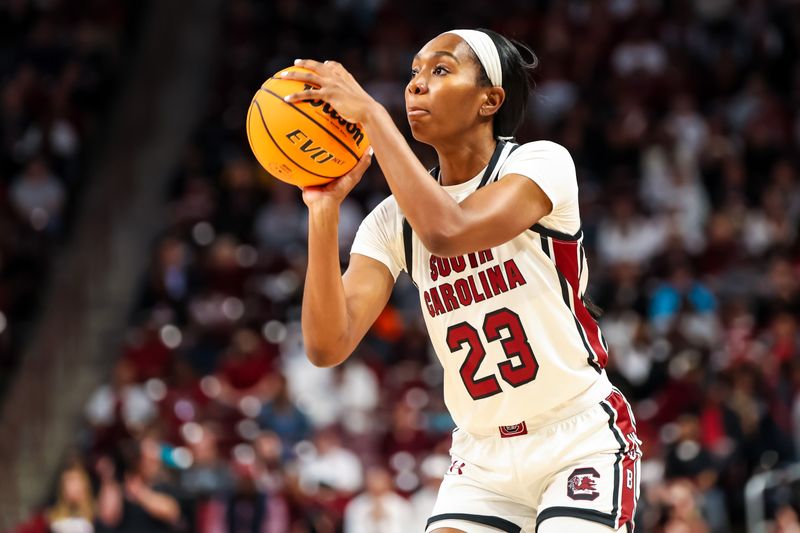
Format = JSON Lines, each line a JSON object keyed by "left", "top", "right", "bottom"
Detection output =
{"left": 440, "top": 283, "right": 459, "bottom": 312}
{"left": 467, "top": 253, "right": 479, "bottom": 268}
{"left": 429, "top": 257, "right": 438, "bottom": 282}
{"left": 430, "top": 287, "right": 446, "bottom": 316}
{"left": 424, "top": 291, "right": 436, "bottom": 317}
{"left": 478, "top": 270, "right": 494, "bottom": 299}
{"left": 486, "top": 265, "right": 508, "bottom": 294}
{"left": 451, "top": 255, "right": 466, "bottom": 273}
{"left": 454, "top": 279, "right": 473, "bottom": 306}
{"left": 468, "top": 276, "right": 486, "bottom": 303}
{"left": 504, "top": 260, "right": 527, "bottom": 289}
{"left": 436, "top": 257, "right": 451, "bottom": 278}
{"left": 479, "top": 249, "right": 494, "bottom": 264}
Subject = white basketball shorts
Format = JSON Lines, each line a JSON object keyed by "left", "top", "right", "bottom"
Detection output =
{"left": 425, "top": 389, "right": 642, "bottom": 533}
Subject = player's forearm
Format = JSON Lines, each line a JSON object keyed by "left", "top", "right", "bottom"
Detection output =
{"left": 363, "top": 104, "right": 466, "bottom": 255}
{"left": 302, "top": 204, "right": 352, "bottom": 366}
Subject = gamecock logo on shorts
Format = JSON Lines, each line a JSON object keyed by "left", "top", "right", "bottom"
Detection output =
{"left": 567, "top": 467, "right": 600, "bottom": 501}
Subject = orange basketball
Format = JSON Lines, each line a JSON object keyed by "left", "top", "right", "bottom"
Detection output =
{"left": 246, "top": 66, "right": 370, "bottom": 188}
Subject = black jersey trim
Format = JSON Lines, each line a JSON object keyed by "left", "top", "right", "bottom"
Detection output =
{"left": 601, "top": 400, "right": 628, "bottom": 528}
{"left": 535, "top": 507, "right": 616, "bottom": 531}
{"left": 529, "top": 223, "right": 583, "bottom": 241}
{"left": 427, "top": 513, "right": 521, "bottom": 532}
{"left": 402, "top": 217, "right": 415, "bottom": 285}
{"left": 489, "top": 142, "right": 521, "bottom": 185}
{"left": 477, "top": 141, "right": 511, "bottom": 187}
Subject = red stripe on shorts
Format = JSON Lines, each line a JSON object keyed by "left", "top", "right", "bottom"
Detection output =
{"left": 608, "top": 391, "right": 639, "bottom": 529}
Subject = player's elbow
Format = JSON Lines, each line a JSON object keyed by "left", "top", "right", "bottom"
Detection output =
{"left": 304, "top": 345, "right": 349, "bottom": 368}
{"left": 419, "top": 222, "right": 462, "bottom": 257}
{"left": 422, "top": 228, "right": 466, "bottom": 257}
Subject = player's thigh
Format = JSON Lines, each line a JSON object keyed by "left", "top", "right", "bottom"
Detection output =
{"left": 538, "top": 517, "right": 627, "bottom": 533}
{"left": 426, "top": 430, "right": 536, "bottom": 533}
{"left": 536, "top": 447, "right": 641, "bottom": 532}
{"left": 425, "top": 473, "right": 535, "bottom": 532}
{"left": 536, "top": 392, "right": 642, "bottom": 532}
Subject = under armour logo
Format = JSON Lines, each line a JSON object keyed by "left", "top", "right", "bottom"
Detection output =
{"left": 448, "top": 460, "right": 465, "bottom": 475}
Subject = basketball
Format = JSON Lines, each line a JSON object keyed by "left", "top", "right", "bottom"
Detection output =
{"left": 246, "top": 66, "right": 370, "bottom": 188}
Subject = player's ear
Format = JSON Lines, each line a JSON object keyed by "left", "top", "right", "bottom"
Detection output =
{"left": 480, "top": 86, "right": 505, "bottom": 118}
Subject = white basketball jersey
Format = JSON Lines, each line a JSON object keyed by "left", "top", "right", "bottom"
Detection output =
{"left": 351, "top": 140, "right": 613, "bottom": 435}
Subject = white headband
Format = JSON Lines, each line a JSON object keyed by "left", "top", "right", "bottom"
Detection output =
{"left": 445, "top": 29, "right": 502, "bottom": 87}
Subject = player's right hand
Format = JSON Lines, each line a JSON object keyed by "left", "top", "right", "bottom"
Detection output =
{"left": 302, "top": 147, "right": 373, "bottom": 209}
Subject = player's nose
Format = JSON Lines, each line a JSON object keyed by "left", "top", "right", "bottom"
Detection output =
{"left": 407, "top": 78, "right": 427, "bottom": 95}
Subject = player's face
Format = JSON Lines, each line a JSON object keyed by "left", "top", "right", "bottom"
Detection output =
{"left": 406, "top": 33, "right": 491, "bottom": 144}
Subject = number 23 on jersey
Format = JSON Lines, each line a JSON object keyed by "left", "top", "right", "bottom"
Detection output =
{"left": 446, "top": 307, "right": 539, "bottom": 400}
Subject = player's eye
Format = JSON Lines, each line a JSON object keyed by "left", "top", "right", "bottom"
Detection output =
{"left": 432, "top": 65, "right": 449, "bottom": 75}
{"left": 410, "top": 67, "right": 420, "bottom": 79}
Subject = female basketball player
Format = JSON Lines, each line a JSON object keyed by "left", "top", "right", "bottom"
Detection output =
{"left": 282, "top": 29, "right": 642, "bottom": 533}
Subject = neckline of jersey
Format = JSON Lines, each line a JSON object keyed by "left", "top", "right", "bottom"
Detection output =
{"left": 439, "top": 165, "right": 487, "bottom": 194}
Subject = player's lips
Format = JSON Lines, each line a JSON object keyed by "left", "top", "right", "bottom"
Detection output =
{"left": 407, "top": 106, "right": 429, "bottom": 117}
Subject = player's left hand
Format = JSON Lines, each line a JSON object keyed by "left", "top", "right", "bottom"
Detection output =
{"left": 281, "top": 59, "right": 377, "bottom": 125}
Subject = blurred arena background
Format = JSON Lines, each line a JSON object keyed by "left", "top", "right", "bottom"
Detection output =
{"left": 1, "top": 0, "right": 799, "bottom": 531}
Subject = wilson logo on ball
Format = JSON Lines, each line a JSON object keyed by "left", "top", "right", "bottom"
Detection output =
{"left": 304, "top": 86, "right": 366, "bottom": 148}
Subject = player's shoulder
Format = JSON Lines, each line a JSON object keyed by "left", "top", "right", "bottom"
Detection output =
{"left": 509, "top": 140, "right": 575, "bottom": 163}
{"left": 364, "top": 194, "right": 403, "bottom": 227}
{"left": 372, "top": 193, "right": 401, "bottom": 214}
{"left": 501, "top": 140, "right": 579, "bottom": 203}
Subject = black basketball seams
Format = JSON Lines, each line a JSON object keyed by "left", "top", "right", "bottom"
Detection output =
{"left": 252, "top": 97, "right": 343, "bottom": 180}
{"left": 259, "top": 86, "right": 361, "bottom": 162}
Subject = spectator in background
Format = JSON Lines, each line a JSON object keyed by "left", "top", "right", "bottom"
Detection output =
{"left": 663, "top": 415, "right": 729, "bottom": 532}
{"left": 649, "top": 261, "right": 716, "bottom": 335}
{"left": 226, "top": 458, "right": 269, "bottom": 533}
{"left": 215, "top": 328, "right": 278, "bottom": 406}
{"left": 661, "top": 479, "right": 711, "bottom": 533}
{"left": 120, "top": 319, "right": 174, "bottom": 382}
{"left": 379, "top": 400, "right": 432, "bottom": 463}
{"left": 756, "top": 256, "right": 800, "bottom": 327}
{"left": 343, "top": 466, "right": 411, "bottom": 533}
{"left": 179, "top": 422, "right": 233, "bottom": 532}
{"left": 298, "top": 427, "right": 363, "bottom": 496}
{"left": 215, "top": 159, "right": 263, "bottom": 239}
{"left": 597, "top": 192, "right": 667, "bottom": 267}
{"left": 254, "top": 181, "right": 306, "bottom": 255}
{"left": 46, "top": 461, "right": 95, "bottom": 533}
{"left": 256, "top": 374, "right": 311, "bottom": 455}
{"left": 330, "top": 359, "right": 380, "bottom": 435}
{"left": 744, "top": 187, "right": 797, "bottom": 257}
{"left": 9, "top": 157, "right": 65, "bottom": 234}
{"left": 252, "top": 431, "right": 291, "bottom": 533}
{"left": 139, "top": 237, "right": 196, "bottom": 318}
{"left": 96, "top": 437, "right": 183, "bottom": 532}
{"left": 84, "top": 359, "right": 157, "bottom": 454}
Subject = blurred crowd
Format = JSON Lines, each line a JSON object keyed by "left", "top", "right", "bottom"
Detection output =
{"left": 0, "top": 0, "right": 145, "bottom": 396}
{"left": 10, "top": 0, "right": 800, "bottom": 532}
